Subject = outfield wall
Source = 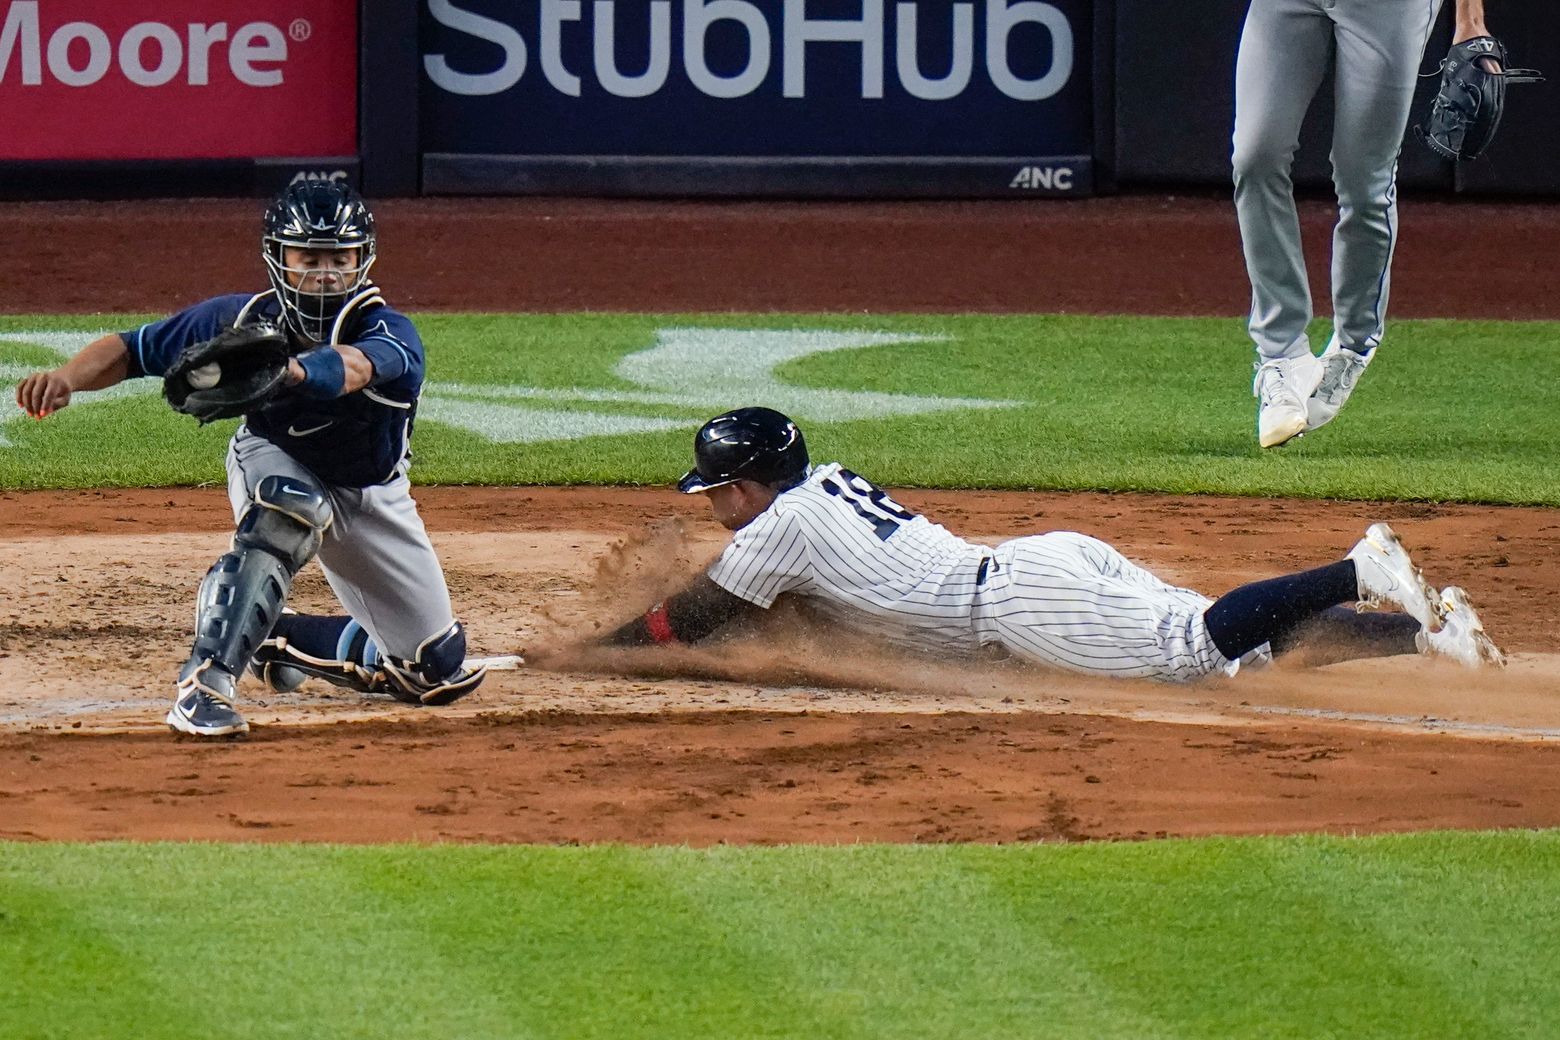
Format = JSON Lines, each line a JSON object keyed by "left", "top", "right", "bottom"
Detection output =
{"left": 0, "top": 0, "right": 1553, "bottom": 200}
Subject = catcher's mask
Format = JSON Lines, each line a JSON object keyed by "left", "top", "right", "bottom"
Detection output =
{"left": 262, "top": 181, "right": 378, "bottom": 343}
{"left": 679, "top": 407, "right": 810, "bottom": 494}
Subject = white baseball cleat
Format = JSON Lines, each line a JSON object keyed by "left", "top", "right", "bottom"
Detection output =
{"left": 1254, "top": 353, "right": 1323, "bottom": 448}
{"left": 1347, "top": 522, "right": 1445, "bottom": 631}
{"left": 1306, "top": 343, "right": 1374, "bottom": 432}
{"left": 1418, "top": 586, "right": 1506, "bottom": 668}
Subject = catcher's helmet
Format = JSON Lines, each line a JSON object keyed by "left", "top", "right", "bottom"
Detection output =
{"left": 678, "top": 407, "right": 810, "bottom": 494}
{"left": 262, "top": 181, "right": 377, "bottom": 342}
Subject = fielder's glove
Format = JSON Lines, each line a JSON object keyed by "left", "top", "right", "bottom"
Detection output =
{"left": 163, "top": 322, "right": 293, "bottom": 423}
{"left": 1416, "top": 35, "right": 1544, "bottom": 162}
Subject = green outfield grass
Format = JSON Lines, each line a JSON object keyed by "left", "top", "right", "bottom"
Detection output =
{"left": 3, "top": 832, "right": 1556, "bottom": 1039}
{"left": 2, "top": 312, "right": 1557, "bottom": 502}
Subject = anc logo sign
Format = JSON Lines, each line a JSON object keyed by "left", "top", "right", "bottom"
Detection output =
{"left": 0, "top": 327, "right": 1015, "bottom": 449}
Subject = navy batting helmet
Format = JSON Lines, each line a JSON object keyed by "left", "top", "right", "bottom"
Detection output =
{"left": 678, "top": 407, "right": 810, "bottom": 494}
{"left": 262, "top": 181, "right": 377, "bottom": 343}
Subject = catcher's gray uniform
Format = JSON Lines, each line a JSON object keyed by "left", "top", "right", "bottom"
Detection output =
{"left": 1233, "top": 0, "right": 1445, "bottom": 361}
{"left": 226, "top": 428, "right": 457, "bottom": 658}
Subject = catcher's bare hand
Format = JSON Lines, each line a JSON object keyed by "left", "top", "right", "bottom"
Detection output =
{"left": 14, "top": 370, "right": 73, "bottom": 419}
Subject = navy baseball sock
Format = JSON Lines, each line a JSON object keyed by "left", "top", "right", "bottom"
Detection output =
{"left": 1203, "top": 560, "right": 1360, "bottom": 660}
{"left": 1268, "top": 606, "right": 1421, "bottom": 662}
{"left": 271, "top": 613, "right": 380, "bottom": 668}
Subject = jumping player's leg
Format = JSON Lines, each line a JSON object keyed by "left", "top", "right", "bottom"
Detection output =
{"left": 306, "top": 476, "right": 485, "bottom": 706}
{"left": 1234, "top": 0, "right": 1338, "bottom": 447}
{"left": 1327, "top": 0, "right": 1445, "bottom": 356}
{"left": 1232, "top": 0, "right": 1335, "bottom": 363}
{"left": 1303, "top": 1, "right": 1447, "bottom": 433}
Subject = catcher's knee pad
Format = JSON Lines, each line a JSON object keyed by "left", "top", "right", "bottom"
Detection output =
{"left": 189, "top": 475, "right": 333, "bottom": 680}
{"left": 237, "top": 474, "right": 333, "bottom": 569}
{"left": 381, "top": 621, "right": 487, "bottom": 707}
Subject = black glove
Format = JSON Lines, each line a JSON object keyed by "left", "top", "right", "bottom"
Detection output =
{"left": 163, "top": 322, "right": 293, "bottom": 424}
{"left": 1416, "top": 36, "right": 1544, "bottom": 162}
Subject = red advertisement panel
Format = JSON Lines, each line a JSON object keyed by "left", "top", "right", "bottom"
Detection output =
{"left": 0, "top": 0, "right": 357, "bottom": 160}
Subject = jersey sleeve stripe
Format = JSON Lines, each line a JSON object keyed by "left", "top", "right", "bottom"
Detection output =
{"left": 358, "top": 334, "right": 416, "bottom": 372}
{"left": 129, "top": 324, "right": 150, "bottom": 375}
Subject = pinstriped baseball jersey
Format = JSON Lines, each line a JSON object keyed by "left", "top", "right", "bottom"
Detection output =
{"left": 709, "top": 463, "right": 991, "bottom": 655}
{"left": 705, "top": 463, "right": 1257, "bottom": 681}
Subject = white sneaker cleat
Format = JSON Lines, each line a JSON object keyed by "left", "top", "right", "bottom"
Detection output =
{"left": 1254, "top": 353, "right": 1323, "bottom": 448}
{"left": 1306, "top": 343, "right": 1374, "bottom": 432}
{"left": 1418, "top": 586, "right": 1506, "bottom": 668}
{"left": 1346, "top": 522, "right": 1445, "bottom": 631}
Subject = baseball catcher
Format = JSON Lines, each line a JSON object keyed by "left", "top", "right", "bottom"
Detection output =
{"left": 14, "top": 181, "right": 487, "bottom": 737}
{"left": 1417, "top": 35, "right": 1544, "bottom": 161}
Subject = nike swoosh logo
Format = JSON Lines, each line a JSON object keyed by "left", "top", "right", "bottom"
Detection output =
{"left": 287, "top": 421, "right": 332, "bottom": 437}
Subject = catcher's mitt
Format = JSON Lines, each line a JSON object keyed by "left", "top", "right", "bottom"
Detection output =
{"left": 1416, "top": 36, "right": 1544, "bottom": 162}
{"left": 163, "top": 322, "right": 293, "bottom": 424}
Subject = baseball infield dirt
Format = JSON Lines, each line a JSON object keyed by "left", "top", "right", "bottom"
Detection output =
{"left": 2, "top": 195, "right": 1557, "bottom": 845}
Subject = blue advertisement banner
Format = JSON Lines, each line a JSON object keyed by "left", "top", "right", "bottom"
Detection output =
{"left": 418, "top": 0, "right": 1094, "bottom": 196}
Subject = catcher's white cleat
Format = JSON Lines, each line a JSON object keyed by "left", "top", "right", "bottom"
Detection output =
{"left": 1306, "top": 343, "right": 1374, "bottom": 432}
{"left": 1254, "top": 354, "right": 1323, "bottom": 448}
{"left": 1418, "top": 586, "right": 1506, "bottom": 668}
{"left": 1347, "top": 522, "right": 1445, "bottom": 631}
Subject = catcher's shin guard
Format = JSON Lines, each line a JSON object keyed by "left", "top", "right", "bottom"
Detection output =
{"left": 183, "top": 475, "right": 332, "bottom": 687}
{"left": 252, "top": 615, "right": 384, "bottom": 694}
{"left": 381, "top": 621, "right": 487, "bottom": 706}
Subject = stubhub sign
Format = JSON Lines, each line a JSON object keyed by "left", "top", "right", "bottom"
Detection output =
{"left": 420, "top": 0, "right": 1094, "bottom": 195}
{"left": 425, "top": 0, "right": 1076, "bottom": 101}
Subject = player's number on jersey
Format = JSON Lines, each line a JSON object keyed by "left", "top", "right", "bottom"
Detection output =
{"left": 822, "top": 470, "right": 918, "bottom": 541}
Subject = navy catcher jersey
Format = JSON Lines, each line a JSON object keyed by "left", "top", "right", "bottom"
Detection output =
{"left": 123, "top": 291, "right": 423, "bottom": 487}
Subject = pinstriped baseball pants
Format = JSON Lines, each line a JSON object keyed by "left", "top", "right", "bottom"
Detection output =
{"left": 972, "top": 533, "right": 1268, "bottom": 682}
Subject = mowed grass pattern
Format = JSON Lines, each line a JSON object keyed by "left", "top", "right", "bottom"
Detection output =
{"left": 1, "top": 313, "right": 1557, "bottom": 502}
{"left": 2, "top": 834, "right": 1557, "bottom": 1039}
